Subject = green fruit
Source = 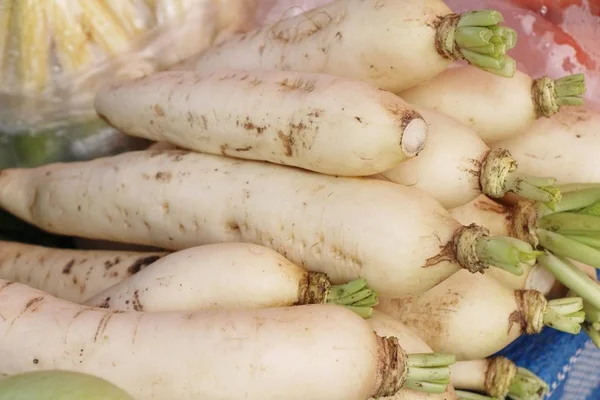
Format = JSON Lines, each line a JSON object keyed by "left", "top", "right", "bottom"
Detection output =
{"left": 0, "top": 370, "right": 134, "bottom": 400}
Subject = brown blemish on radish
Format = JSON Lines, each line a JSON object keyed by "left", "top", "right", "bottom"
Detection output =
{"left": 422, "top": 240, "right": 456, "bottom": 268}
{"left": 105, "top": 257, "right": 121, "bottom": 270}
{"left": 98, "top": 297, "right": 111, "bottom": 309}
{"left": 249, "top": 78, "right": 262, "bottom": 86}
{"left": 278, "top": 131, "right": 294, "bottom": 157}
{"left": 220, "top": 144, "right": 229, "bottom": 156}
{"left": 162, "top": 202, "right": 170, "bottom": 214}
{"left": 23, "top": 296, "right": 44, "bottom": 314}
{"left": 155, "top": 172, "right": 172, "bottom": 182}
{"left": 0, "top": 281, "right": 15, "bottom": 294}
{"left": 62, "top": 260, "right": 75, "bottom": 274}
{"left": 93, "top": 312, "right": 116, "bottom": 342}
{"left": 153, "top": 105, "right": 164, "bottom": 117}
{"left": 278, "top": 78, "right": 316, "bottom": 93}
{"left": 235, "top": 146, "right": 252, "bottom": 152}
{"left": 132, "top": 290, "right": 143, "bottom": 311}
{"left": 127, "top": 256, "right": 161, "bottom": 276}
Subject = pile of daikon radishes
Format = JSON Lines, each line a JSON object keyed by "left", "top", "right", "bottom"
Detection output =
{"left": 2, "top": 0, "right": 600, "bottom": 399}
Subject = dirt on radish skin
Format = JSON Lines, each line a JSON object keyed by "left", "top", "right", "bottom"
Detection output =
{"left": 95, "top": 69, "right": 428, "bottom": 176}
{"left": 0, "top": 281, "right": 406, "bottom": 400}
{"left": 0, "top": 241, "right": 167, "bottom": 303}
{"left": 0, "top": 150, "right": 503, "bottom": 298}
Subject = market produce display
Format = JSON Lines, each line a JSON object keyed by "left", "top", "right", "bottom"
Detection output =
{"left": 1, "top": 0, "right": 600, "bottom": 399}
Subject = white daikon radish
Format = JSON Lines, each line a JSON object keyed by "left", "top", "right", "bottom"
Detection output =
{"left": 377, "top": 107, "right": 559, "bottom": 209}
{"left": 0, "top": 280, "right": 449, "bottom": 399}
{"left": 85, "top": 243, "right": 378, "bottom": 317}
{"left": 399, "top": 66, "right": 585, "bottom": 143}
{"left": 492, "top": 107, "right": 600, "bottom": 184}
{"left": 0, "top": 240, "right": 167, "bottom": 303}
{"left": 368, "top": 313, "right": 547, "bottom": 400}
{"left": 186, "top": 0, "right": 518, "bottom": 92}
{"left": 367, "top": 311, "right": 459, "bottom": 400}
{"left": 450, "top": 193, "right": 600, "bottom": 309}
{"left": 95, "top": 69, "right": 428, "bottom": 176}
{"left": 0, "top": 150, "right": 535, "bottom": 298}
{"left": 0, "top": 370, "right": 134, "bottom": 400}
{"left": 450, "top": 358, "right": 548, "bottom": 399}
{"left": 376, "top": 270, "right": 584, "bottom": 360}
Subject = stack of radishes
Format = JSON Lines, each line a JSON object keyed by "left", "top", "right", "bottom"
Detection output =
{"left": 0, "top": 0, "right": 599, "bottom": 399}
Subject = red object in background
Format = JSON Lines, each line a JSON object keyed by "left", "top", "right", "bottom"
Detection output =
{"left": 508, "top": 0, "right": 600, "bottom": 22}
{"left": 446, "top": 0, "right": 600, "bottom": 107}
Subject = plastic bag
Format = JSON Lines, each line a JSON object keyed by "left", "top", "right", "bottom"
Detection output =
{"left": 0, "top": 0, "right": 258, "bottom": 167}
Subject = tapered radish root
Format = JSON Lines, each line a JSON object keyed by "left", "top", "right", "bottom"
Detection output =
{"left": 85, "top": 243, "right": 378, "bottom": 318}
{"left": 399, "top": 66, "right": 585, "bottom": 143}
{"left": 0, "top": 150, "right": 533, "bottom": 298}
{"left": 0, "top": 370, "right": 134, "bottom": 400}
{"left": 0, "top": 280, "right": 413, "bottom": 400}
{"left": 450, "top": 357, "right": 547, "bottom": 399}
{"left": 492, "top": 107, "right": 600, "bottom": 184}
{"left": 95, "top": 70, "right": 428, "bottom": 176}
{"left": 0, "top": 241, "right": 167, "bottom": 303}
{"left": 449, "top": 192, "right": 600, "bottom": 307}
{"left": 187, "top": 1, "right": 516, "bottom": 93}
{"left": 376, "top": 271, "right": 584, "bottom": 360}
{"left": 377, "top": 108, "right": 560, "bottom": 209}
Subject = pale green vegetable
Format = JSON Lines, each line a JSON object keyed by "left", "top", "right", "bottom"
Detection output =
{"left": 0, "top": 370, "right": 134, "bottom": 400}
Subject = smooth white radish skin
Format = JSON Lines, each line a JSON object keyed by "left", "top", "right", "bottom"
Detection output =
{"left": 85, "top": 243, "right": 377, "bottom": 313}
{"left": 95, "top": 69, "right": 427, "bottom": 176}
{"left": 376, "top": 271, "right": 557, "bottom": 360}
{"left": 492, "top": 107, "right": 600, "bottom": 184}
{"left": 0, "top": 241, "right": 166, "bottom": 303}
{"left": 0, "top": 150, "right": 493, "bottom": 298}
{"left": 0, "top": 281, "right": 405, "bottom": 400}
{"left": 378, "top": 107, "right": 490, "bottom": 209}
{"left": 185, "top": 0, "right": 515, "bottom": 92}
{"left": 399, "top": 66, "right": 586, "bottom": 143}
{"left": 367, "top": 312, "right": 459, "bottom": 400}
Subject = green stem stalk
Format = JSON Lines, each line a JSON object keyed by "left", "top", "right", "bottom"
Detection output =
{"left": 537, "top": 252, "right": 600, "bottom": 310}
{"left": 455, "top": 390, "right": 496, "bottom": 400}
{"left": 404, "top": 353, "right": 456, "bottom": 394}
{"left": 436, "top": 10, "right": 517, "bottom": 77}
{"left": 508, "top": 367, "right": 549, "bottom": 400}
{"left": 540, "top": 186, "right": 600, "bottom": 215}
{"left": 482, "top": 56, "right": 516, "bottom": 78}
{"left": 504, "top": 172, "right": 561, "bottom": 203}
{"left": 475, "top": 236, "right": 540, "bottom": 275}
{"left": 532, "top": 74, "right": 586, "bottom": 118}
{"left": 565, "top": 235, "right": 600, "bottom": 250}
{"left": 538, "top": 213, "right": 600, "bottom": 236}
{"left": 403, "top": 380, "right": 448, "bottom": 394}
{"left": 537, "top": 229, "right": 600, "bottom": 268}
{"left": 543, "top": 307, "right": 583, "bottom": 334}
{"left": 583, "top": 323, "right": 600, "bottom": 348}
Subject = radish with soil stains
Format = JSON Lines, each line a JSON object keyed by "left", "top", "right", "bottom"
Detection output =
{"left": 376, "top": 270, "right": 585, "bottom": 360}
{"left": 449, "top": 191, "right": 600, "bottom": 309}
{"left": 0, "top": 370, "right": 134, "bottom": 400}
{"left": 399, "top": 66, "right": 586, "bottom": 143}
{"left": 367, "top": 311, "right": 459, "bottom": 400}
{"left": 0, "top": 280, "right": 455, "bottom": 399}
{"left": 375, "top": 107, "right": 560, "bottom": 209}
{"left": 184, "top": 0, "right": 518, "bottom": 92}
{"left": 85, "top": 243, "right": 378, "bottom": 318}
{"left": 95, "top": 69, "right": 428, "bottom": 176}
{"left": 0, "top": 150, "right": 535, "bottom": 298}
{"left": 492, "top": 107, "right": 600, "bottom": 185}
{"left": 0, "top": 241, "right": 167, "bottom": 303}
